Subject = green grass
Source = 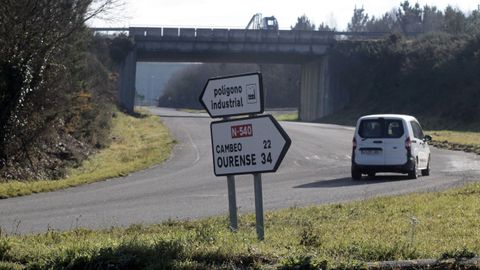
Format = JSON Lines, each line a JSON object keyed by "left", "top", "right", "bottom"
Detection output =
{"left": 177, "top": 108, "right": 206, "bottom": 113}
{"left": 428, "top": 130, "right": 480, "bottom": 155}
{"left": 1, "top": 182, "right": 479, "bottom": 269}
{"left": 273, "top": 112, "right": 299, "bottom": 122}
{"left": 0, "top": 111, "right": 175, "bottom": 199}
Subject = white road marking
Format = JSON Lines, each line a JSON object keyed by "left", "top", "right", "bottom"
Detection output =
{"left": 186, "top": 131, "right": 200, "bottom": 164}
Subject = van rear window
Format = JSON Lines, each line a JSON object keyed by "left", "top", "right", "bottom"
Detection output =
{"left": 358, "top": 119, "right": 404, "bottom": 138}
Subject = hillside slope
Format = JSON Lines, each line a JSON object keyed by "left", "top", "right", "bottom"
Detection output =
{"left": 323, "top": 33, "right": 480, "bottom": 131}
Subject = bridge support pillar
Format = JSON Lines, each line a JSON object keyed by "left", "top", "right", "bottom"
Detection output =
{"left": 118, "top": 50, "right": 137, "bottom": 113}
{"left": 300, "top": 57, "right": 332, "bottom": 122}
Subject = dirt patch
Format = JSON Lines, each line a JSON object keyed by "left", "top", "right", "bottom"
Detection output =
{"left": 0, "top": 128, "right": 95, "bottom": 181}
{"left": 430, "top": 140, "right": 480, "bottom": 155}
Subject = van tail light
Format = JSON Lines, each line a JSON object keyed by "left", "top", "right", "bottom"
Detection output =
{"left": 405, "top": 136, "right": 412, "bottom": 153}
{"left": 352, "top": 137, "right": 357, "bottom": 151}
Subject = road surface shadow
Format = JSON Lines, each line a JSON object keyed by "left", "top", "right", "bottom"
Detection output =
{"left": 294, "top": 175, "right": 413, "bottom": 188}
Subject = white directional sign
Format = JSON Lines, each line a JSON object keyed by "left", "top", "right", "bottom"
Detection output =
{"left": 210, "top": 115, "right": 291, "bottom": 176}
{"left": 199, "top": 73, "right": 264, "bottom": 118}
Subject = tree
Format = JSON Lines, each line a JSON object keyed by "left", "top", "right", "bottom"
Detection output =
{"left": 365, "top": 11, "right": 399, "bottom": 32}
{"left": 318, "top": 23, "right": 335, "bottom": 32}
{"left": 159, "top": 64, "right": 259, "bottom": 109}
{"left": 466, "top": 8, "right": 480, "bottom": 34}
{"left": 422, "top": 5, "right": 444, "bottom": 32}
{"left": 158, "top": 63, "right": 300, "bottom": 109}
{"left": 291, "top": 15, "right": 316, "bottom": 31}
{"left": 348, "top": 6, "right": 369, "bottom": 32}
{"left": 443, "top": 6, "right": 466, "bottom": 34}
{"left": 108, "top": 34, "right": 134, "bottom": 65}
{"left": 396, "top": 1, "right": 423, "bottom": 33}
{"left": 0, "top": 0, "right": 120, "bottom": 178}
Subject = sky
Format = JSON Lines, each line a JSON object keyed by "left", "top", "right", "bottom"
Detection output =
{"left": 91, "top": 0, "right": 480, "bottom": 31}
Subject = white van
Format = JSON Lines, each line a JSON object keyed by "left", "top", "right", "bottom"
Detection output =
{"left": 351, "top": 114, "right": 431, "bottom": 180}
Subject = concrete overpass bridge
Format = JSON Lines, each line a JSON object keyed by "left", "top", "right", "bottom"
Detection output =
{"left": 95, "top": 27, "right": 379, "bottom": 121}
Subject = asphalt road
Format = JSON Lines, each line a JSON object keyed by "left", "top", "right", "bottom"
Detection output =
{"left": 1, "top": 107, "right": 479, "bottom": 234}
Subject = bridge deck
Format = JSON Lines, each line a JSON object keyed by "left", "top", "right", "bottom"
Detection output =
{"left": 128, "top": 28, "right": 339, "bottom": 63}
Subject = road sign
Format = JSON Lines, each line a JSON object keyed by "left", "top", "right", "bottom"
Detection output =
{"left": 210, "top": 115, "right": 291, "bottom": 176}
{"left": 199, "top": 73, "right": 264, "bottom": 118}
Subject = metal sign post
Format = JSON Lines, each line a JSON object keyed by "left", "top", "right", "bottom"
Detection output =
{"left": 223, "top": 116, "right": 238, "bottom": 232}
{"left": 253, "top": 173, "right": 264, "bottom": 240}
{"left": 199, "top": 72, "right": 291, "bottom": 241}
{"left": 227, "top": 174, "right": 238, "bottom": 231}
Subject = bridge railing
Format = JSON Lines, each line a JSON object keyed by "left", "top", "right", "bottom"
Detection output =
{"left": 128, "top": 27, "right": 336, "bottom": 43}
{"left": 91, "top": 27, "right": 418, "bottom": 42}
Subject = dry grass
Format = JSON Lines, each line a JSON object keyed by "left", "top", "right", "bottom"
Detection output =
{"left": 428, "top": 130, "right": 480, "bottom": 155}
{"left": 0, "top": 182, "right": 479, "bottom": 269}
{"left": 0, "top": 111, "right": 175, "bottom": 199}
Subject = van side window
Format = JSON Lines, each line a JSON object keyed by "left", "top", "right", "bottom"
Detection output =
{"left": 386, "top": 120, "right": 404, "bottom": 138}
{"left": 410, "top": 121, "right": 424, "bottom": 139}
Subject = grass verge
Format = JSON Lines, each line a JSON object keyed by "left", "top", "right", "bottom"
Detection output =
{"left": 273, "top": 111, "right": 299, "bottom": 122}
{"left": 177, "top": 108, "right": 206, "bottom": 114}
{"left": 428, "top": 130, "right": 480, "bottom": 155}
{"left": 0, "top": 111, "right": 175, "bottom": 199}
{"left": 0, "top": 182, "right": 479, "bottom": 269}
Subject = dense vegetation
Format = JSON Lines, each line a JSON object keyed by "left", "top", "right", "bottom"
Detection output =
{"left": 347, "top": 1, "right": 480, "bottom": 34}
{"left": 159, "top": 2, "right": 480, "bottom": 131}
{"left": 0, "top": 111, "right": 175, "bottom": 199}
{"left": 327, "top": 32, "right": 480, "bottom": 130}
{"left": 320, "top": 2, "right": 480, "bottom": 130}
{"left": 0, "top": 0, "right": 128, "bottom": 180}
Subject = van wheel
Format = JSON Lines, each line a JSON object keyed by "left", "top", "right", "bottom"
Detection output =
{"left": 421, "top": 160, "right": 430, "bottom": 176}
{"left": 351, "top": 169, "right": 362, "bottom": 180}
{"left": 408, "top": 162, "right": 418, "bottom": 179}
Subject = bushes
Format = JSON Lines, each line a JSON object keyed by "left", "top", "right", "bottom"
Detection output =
{"left": 0, "top": 1, "right": 117, "bottom": 180}
{"left": 328, "top": 33, "right": 480, "bottom": 130}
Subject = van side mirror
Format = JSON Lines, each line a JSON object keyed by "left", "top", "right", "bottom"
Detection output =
{"left": 423, "top": 135, "right": 432, "bottom": 142}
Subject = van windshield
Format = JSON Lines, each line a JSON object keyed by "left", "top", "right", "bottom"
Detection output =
{"left": 358, "top": 119, "right": 404, "bottom": 138}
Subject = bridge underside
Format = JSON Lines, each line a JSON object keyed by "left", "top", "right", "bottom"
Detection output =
{"left": 119, "top": 29, "right": 343, "bottom": 121}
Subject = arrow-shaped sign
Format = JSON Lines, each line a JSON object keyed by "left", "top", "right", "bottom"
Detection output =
{"left": 199, "top": 73, "right": 264, "bottom": 118}
{"left": 210, "top": 115, "right": 291, "bottom": 176}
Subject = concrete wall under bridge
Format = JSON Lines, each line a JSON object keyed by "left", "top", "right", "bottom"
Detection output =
{"left": 116, "top": 27, "right": 348, "bottom": 121}
{"left": 300, "top": 57, "right": 346, "bottom": 121}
